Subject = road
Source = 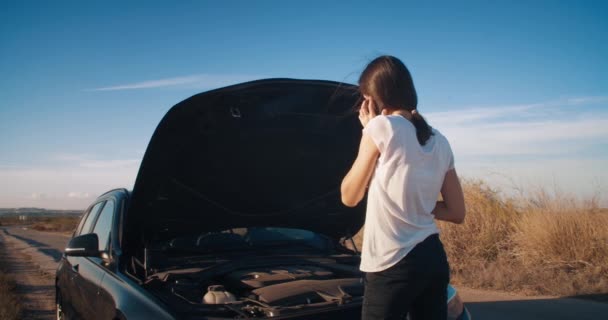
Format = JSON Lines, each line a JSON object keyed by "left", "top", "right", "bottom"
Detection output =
{"left": 1, "top": 225, "right": 607, "bottom": 319}
{"left": 7, "top": 225, "right": 71, "bottom": 257}
{"left": 0, "top": 226, "right": 70, "bottom": 320}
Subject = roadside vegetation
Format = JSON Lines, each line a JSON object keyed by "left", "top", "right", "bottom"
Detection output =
{"left": 29, "top": 216, "right": 80, "bottom": 233}
{"left": 0, "top": 215, "right": 80, "bottom": 233}
{"left": 0, "top": 243, "right": 21, "bottom": 320}
{"left": 355, "top": 180, "right": 607, "bottom": 298}
{"left": 438, "top": 180, "right": 607, "bottom": 297}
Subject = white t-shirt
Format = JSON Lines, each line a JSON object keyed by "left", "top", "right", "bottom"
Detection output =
{"left": 359, "top": 115, "right": 455, "bottom": 273}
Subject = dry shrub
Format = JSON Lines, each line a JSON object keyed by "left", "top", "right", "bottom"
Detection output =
{"left": 513, "top": 211, "right": 608, "bottom": 270}
{"left": 437, "top": 180, "right": 608, "bottom": 296}
{"left": 31, "top": 216, "right": 80, "bottom": 233}
{"left": 0, "top": 217, "right": 21, "bottom": 226}
{"left": 509, "top": 192, "right": 608, "bottom": 296}
{"left": 349, "top": 179, "right": 606, "bottom": 296}
{"left": 438, "top": 180, "right": 518, "bottom": 272}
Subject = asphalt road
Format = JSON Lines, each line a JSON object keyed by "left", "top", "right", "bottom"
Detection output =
{"left": 6, "top": 225, "right": 70, "bottom": 260}
{"left": 2, "top": 226, "right": 607, "bottom": 319}
{"left": 460, "top": 287, "right": 608, "bottom": 320}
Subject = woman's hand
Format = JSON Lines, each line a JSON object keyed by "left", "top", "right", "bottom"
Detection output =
{"left": 342, "top": 96, "right": 387, "bottom": 207}
{"left": 358, "top": 96, "right": 378, "bottom": 128}
{"left": 359, "top": 96, "right": 388, "bottom": 127}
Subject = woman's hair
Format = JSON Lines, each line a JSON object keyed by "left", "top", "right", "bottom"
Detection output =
{"left": 359, "top": 55, "right": 433, "bottom": 145}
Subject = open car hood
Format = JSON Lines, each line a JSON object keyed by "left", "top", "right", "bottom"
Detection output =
{"left": 126, "top": 79, "right": 365, "bottom": 247}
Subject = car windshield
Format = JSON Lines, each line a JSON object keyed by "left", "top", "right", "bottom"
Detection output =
{"left": 165, "top": 227, "right": 330, "bottom": 253}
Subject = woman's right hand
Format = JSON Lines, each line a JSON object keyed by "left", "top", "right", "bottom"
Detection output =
{"left": 358, "top": 96, "right": 387, "bottom": 128}
{"left": 358, "top": 96, "right": 377, "bottom": 128}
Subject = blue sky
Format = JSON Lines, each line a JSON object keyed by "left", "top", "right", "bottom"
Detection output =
{"left": 1, "top": 1, "right": 607, "bottom": 209}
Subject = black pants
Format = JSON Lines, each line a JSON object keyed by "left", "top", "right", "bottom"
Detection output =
{"left": 362, "top": 234, "right": 450, "bottom": 320}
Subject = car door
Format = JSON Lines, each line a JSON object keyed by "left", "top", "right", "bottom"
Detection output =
{"left": 60, "top": 201, "right": 104, "bottom": 318}
{"left": 86, "top": 197, "right": 118, "bottom": 319}
{"left": 73, "top": 199, "right": 117, "bottom": 319}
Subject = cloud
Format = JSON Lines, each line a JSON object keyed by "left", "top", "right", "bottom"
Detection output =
{"left": 426, "top": 96, "right": 608, "bottom": 156}
{"left": 427, "top": 96, "right": 608, "bottom": 126}
{"left": 456, "top": 156, "right": 608, "bottom": 204}
{"left": 0, "top": 156, "right": 140, "bottom": 209}
{"left": 428, "top": 103, "right": 540, "bottom": 125}
{"left": 88, "top": 74, "right": 263, "bottom": 91}
{"left": 67, "top": 192, "right": 91, "bottom": 199}
{"left": 423, "top": 96, "right": 608, "bottom": 205}
{"left": 437, "top": 117, "right": 608, "bottom": 156}
{"left": 29, "top": 193, "right": 50, "bottom": 200}
{"left": 565, "top": 96, "right": 608, "bottom": 105}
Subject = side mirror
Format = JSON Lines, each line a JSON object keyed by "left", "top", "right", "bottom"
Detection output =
{"left": 65, "top": 233, "right": 100, "bottom": 257}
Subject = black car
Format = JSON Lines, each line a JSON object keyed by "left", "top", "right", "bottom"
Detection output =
{"left": 56, "top": 79, "right": 470, "bottom": 320}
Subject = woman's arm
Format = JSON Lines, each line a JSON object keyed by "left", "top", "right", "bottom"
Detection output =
{"left": 432, "top": 169, "right": 466, "bottom": 224}
{"left": 341, "top": 96, "right": 385, "bottom": 207}
{"left": 340, "top": 134, "right": 379, "bottom": 207}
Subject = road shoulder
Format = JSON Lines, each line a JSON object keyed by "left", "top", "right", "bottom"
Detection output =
{"left": 0, "top": 229, "right": 56, "bottom": 320}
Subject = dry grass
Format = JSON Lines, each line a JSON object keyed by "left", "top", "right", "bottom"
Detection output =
{"left": 0, "top": 217, "right": 22, "bottom": 226}
{"left": 30, "top": 216, "right": 80, "bottom": 233}
{"left": 0, "top": 215, "right": 80, "bottom": 234}
{"left": 0, "top": 244, "right": 21, "bottom": 320}
{"left": 436, "top": 180, "right": 608, "bottom": 297}
{"left": 354, "top": 179, "right": 608, "bottom": 297}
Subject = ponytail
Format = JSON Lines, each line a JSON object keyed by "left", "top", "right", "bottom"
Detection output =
{"left": 410, "top": 110, "right": 433, "bottom": 146}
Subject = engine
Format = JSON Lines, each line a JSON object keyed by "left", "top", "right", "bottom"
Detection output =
{"left": 150, "top": 263, "right": 364, "bottom": 318}
{"left": 224, "top": 265, "right": 363, "bottom": 306}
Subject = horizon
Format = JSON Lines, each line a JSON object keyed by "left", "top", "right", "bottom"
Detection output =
{"left": 1, "top": 1, "right": 607, "bottom": 209}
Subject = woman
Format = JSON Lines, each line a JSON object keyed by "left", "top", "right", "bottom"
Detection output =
{"left": 341, "top": 55, "right": 466, "bottom": 320}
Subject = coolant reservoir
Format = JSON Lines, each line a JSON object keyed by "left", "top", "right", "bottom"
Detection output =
{"left": 203, "top": 285, "right": 237, "bottom": 304}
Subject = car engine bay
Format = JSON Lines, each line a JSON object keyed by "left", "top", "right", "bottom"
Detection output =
{"left": 144, "top": 258, "right": 364, "bottom": 318}
{"left": 134, "top": 228, "right": 363, "bottom": 318}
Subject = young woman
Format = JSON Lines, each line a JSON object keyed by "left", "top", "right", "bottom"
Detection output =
{"left": 341, "top": 55, "right": 466, "bottom": 320}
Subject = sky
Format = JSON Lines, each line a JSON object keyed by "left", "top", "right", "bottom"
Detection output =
{"left": 1, "top": 1, "right": 607, "bottom": 209}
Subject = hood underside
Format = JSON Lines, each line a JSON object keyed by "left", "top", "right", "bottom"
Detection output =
{"left": 127, "top": 79, "right": 365, "bottom": 244}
